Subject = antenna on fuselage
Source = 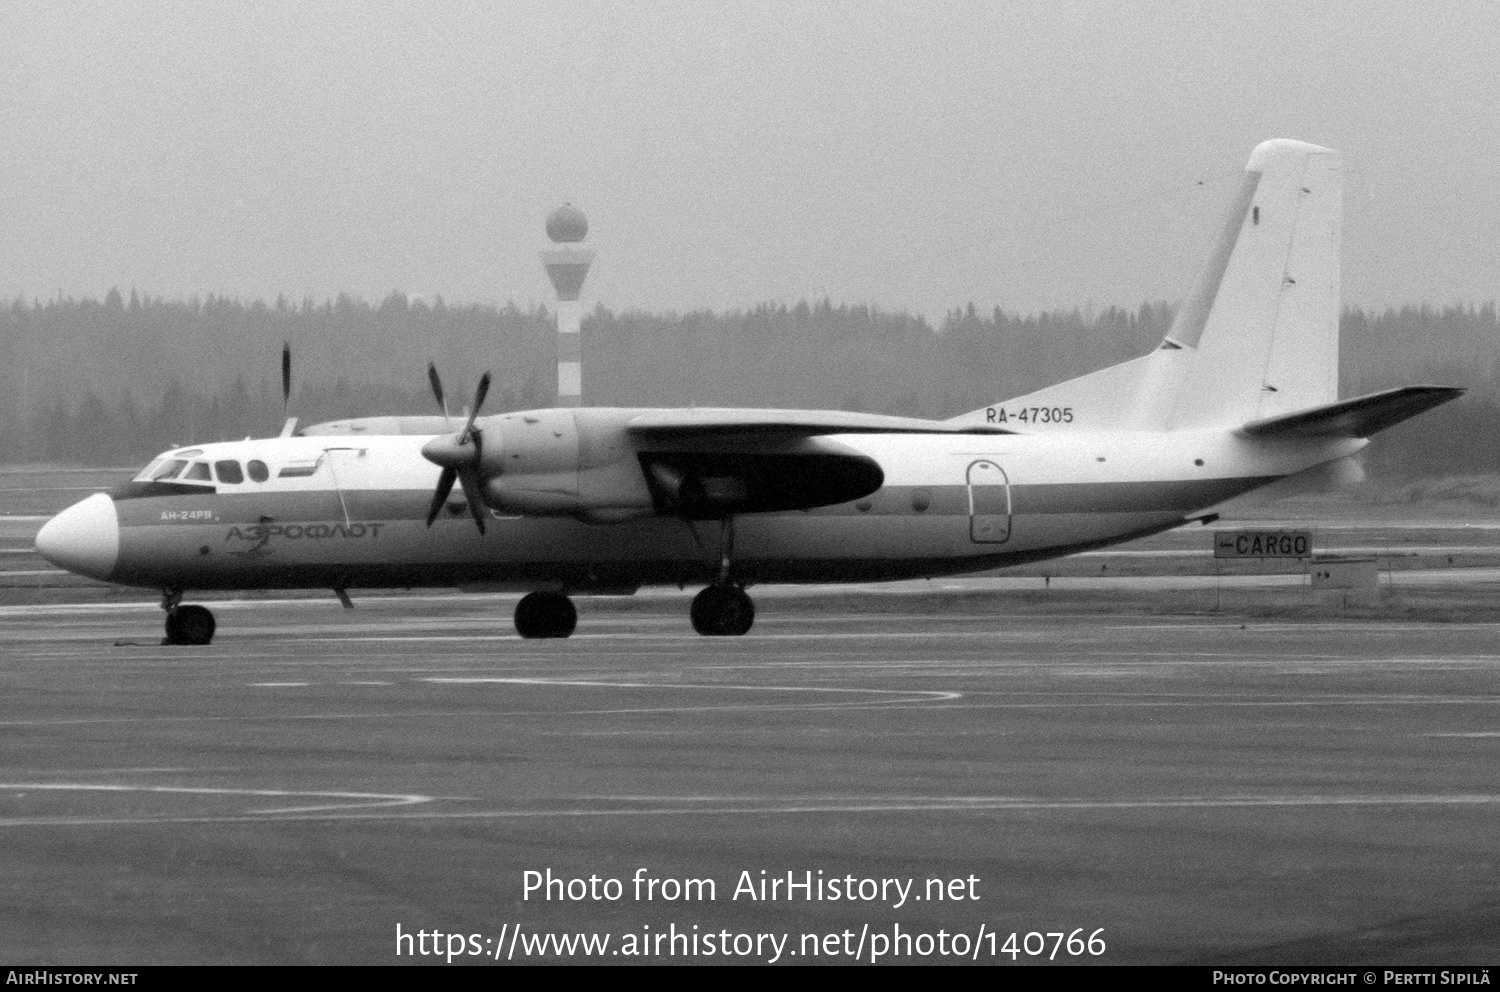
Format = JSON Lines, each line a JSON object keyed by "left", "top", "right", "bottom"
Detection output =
{"left": 278, "top": 341, "right": 298, "bottom": 437}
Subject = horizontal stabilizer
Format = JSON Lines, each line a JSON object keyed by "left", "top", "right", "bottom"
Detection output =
{"left": 629, "top": 408, "right": 1012, "bottom": 439}
{"left": 1236, "top": 385, "right": 1464, "bottom": 440}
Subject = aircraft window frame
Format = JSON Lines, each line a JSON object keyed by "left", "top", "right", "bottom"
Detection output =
{"left": 247, "top": 460, "right": 269, "bottom": 483}
{"left": 148, "top": 459, "right": 189, "bottom": 481}
{"left": 183, "top": 462, "right": 213, "bottom": 482}
{"left": 214, "top": 460, "right": 245, "bottom": 484}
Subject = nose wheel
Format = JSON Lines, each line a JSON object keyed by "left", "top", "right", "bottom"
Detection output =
{"left": 161, "top": 591, "right": 216, "bottom": 646}
{"left": 514, "top": 591, "right": 577, "bottom": 639}
{"left": 690, "top": 583, "right": 755, "bottom": 636}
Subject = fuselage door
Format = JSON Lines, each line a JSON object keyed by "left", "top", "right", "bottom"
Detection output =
{"left": 966, "top": 459, "right": 1011, "bottom": 544}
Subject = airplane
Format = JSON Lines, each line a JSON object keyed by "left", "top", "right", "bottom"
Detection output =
{"left": 34, "top": 139, "right": 1462, "bottom": 645}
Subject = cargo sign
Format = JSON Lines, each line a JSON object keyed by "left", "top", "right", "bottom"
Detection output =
{"left": 1214, "top": 530, "right": 1312, "bottom": 559}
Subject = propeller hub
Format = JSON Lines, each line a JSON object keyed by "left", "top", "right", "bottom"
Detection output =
{"left": 421, "top": 432, "right": 481, "bottom": 470}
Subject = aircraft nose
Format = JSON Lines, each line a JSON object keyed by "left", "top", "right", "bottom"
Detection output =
{"left": 35, "top": 492, "right": 120, "bottom": 581}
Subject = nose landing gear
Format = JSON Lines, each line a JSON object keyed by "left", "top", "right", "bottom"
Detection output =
{"left": 161, "top": 589, "right": 216, "bottom": 645}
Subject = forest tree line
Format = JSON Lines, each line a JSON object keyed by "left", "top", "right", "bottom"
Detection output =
{"left": 1, "top": 289, "right": 1496, "bottom": 479}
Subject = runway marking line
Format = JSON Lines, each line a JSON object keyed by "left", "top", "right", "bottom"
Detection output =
{"left": 936, "top": 696, "right": 1500, "bottom": 710}
{"left": 425, "top": 676, "right": 963, "bottom": 704}
{"left": 2, "top": 791, "right": 1498, "bottom": 828}
{"left": 333, "top": 632, "right": 1045, "bottom": 643}
{"left": 0, "top": 782, "right": 439, "bottom": 816}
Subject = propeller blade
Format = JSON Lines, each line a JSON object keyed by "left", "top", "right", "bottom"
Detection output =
{"left": 457, "top": 466, "right": 487, "bottom": 535}
{"left": 281, "top": 342, "right": 292, "bottom": 411}
{"left": 420, "top": 365, "right": 491, "bottom": 536}
{"left": 472, "top": 371, "right": 491, "bottom": 415}
{"left": 460, "top": 372, "right": 491, "bottom": 443}
{"left": 425, "top": 466, "right": 457, "bottom": 528}
{"left": 427, "top": 362, "right": 449, "bottom": 425}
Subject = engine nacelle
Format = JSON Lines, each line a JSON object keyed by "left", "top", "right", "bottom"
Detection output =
{"left": 441, "top": 406, "right": 885, "bottom": 523}
{"left": 478, "top": 409, "right": 655, "bottom": 522}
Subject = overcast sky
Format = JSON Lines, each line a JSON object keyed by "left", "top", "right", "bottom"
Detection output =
{"left": 2, "top": 1, "right": 1496, "bottom": 320}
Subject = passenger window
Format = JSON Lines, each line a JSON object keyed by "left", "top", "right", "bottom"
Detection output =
{"left": 215, "top": 460, "right": 244, "bottom": 484}
{"left": 247, "top": 460, "right": 269, "bottom": 483}
{"left": 150, "top": 459, "right": 188, "bottom": 481}
{"left": 184, "top": 462, "right": 212, "bottom": 482}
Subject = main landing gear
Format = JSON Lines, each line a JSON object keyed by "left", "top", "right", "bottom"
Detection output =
{"left": 514, "top": 590, "right": 577, "bottom": 639}
{"left": 161, "top": 589, "right": 216, "bottom": 645}
{"left": 689, "top": 515, "right": 755, "bottom": 637}
{"left": 690, "top": 582, "right": 754, "bottom": 636}
{"left": 510, "top": 516, "right": 757, "bottom": 639}
{"left": 510, "top": 584, "right": 754, "bottom": 638}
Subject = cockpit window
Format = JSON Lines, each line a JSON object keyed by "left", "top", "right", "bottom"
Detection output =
{"left": 183, "top": 462, "right": 212, "bottom": 482}
{"left": 214, "top": 460, "right": 244, "bottom": 484}
{"left": 148, "top": 459, "right": 189, "bottom": 481}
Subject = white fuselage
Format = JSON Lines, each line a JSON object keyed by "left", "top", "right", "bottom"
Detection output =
{"left": 36, "top": 420, "right": 1362, "bottom": 595}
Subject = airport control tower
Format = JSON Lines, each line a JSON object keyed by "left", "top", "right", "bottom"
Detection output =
{"left": 541, "top": 204, "right": 594, "bottom": 407}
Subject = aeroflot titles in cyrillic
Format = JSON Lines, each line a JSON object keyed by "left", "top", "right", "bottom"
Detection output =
{"left": 225, "top": 522, "right": 386, "bottom": 542}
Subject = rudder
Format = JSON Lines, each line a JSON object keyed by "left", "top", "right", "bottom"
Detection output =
{"left": 948, "top": 139, "right": 1341, "bottom": 433}
{"left": 1167, "top": 139, "right": 1341, "bottom": 428}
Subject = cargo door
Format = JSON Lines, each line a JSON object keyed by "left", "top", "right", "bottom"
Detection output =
{"left": 966, "top": 459, "right": 1011, "bottom": 544}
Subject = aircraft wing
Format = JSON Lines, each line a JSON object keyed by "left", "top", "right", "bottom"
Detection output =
{"left": 627, "top": 408, "right": 1012, "bottom": 441}
{"left": 1236, "top": 385, "right": 1464, "bottom": 440}
{"left": 301, "top": 415, "right": 452, "bottom": 436}
{"left": 623, "top": 409, "right": 1002, "bottom": 517}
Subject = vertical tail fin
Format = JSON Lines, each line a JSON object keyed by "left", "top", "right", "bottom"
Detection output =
{"left": 950, "top": 139, "right": 1341, "bottom": 432}
{"left": 1167, "top": 139, "right": 1341, "bottom": 428}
